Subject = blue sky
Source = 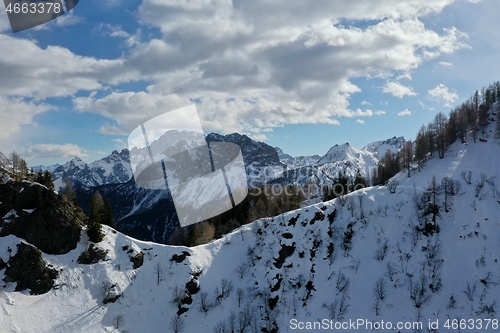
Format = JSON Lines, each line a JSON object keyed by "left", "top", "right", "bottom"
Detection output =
{"left": 0, "top": 0, "right": 499, "bottom": 166}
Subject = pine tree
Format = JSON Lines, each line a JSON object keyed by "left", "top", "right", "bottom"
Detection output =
{"left": 86, "top": 191, "right": 106, "bottom": 243}
{"left": 353, "top": 169, "right": 367, "bottom": 190}
{"left": 35, "top": 170, "right": 55, "bottom": 190}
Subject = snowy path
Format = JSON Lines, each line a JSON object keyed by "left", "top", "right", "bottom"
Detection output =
{"left": 446, "top": 148, "right": 466, "bottom": 177}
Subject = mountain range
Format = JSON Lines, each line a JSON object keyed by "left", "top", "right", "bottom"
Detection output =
{"left": 34, "top": 134, "right": 405, "bottom": 244}
{"left": 1, "top": 119, "right": 498, "bottom": 332}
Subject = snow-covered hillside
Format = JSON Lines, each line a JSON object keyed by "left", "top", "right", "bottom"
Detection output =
{"left": 1, "top": 130, "right": 499, "bottom": 332}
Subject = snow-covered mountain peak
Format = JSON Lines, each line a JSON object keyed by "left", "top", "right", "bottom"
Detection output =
{"left": 317, "top": 142, "right": 366, "bottom": 166}
{"left": 64, "top": 156, "right": 88, "bottom": 170}
{"left": 363, "top": 136, "right": 406, "bottom": 158}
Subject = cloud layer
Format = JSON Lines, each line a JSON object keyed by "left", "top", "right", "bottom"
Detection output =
{"left": 0, "top": 0, "right": 472, "bottom": 147}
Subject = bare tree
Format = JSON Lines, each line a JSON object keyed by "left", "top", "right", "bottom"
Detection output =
{"left": 336, "top": 270, "right": 350, "bottom": 293}
{"left": 227, "top": 311, "right": 237, "bottom": 333}
{"left": 234, "top": 264, "right": 247, "bottom": 279}
{"left": 400, "top": 141, "right": 413, "bottom": 177}
{"left": 215, "top": 278, "right": 234, "bottom": 304}
{"left": 337, "top": 290, "right": 350, "bottom": 319}
{"left": 385, "top": 262, "right": 398, "bottom": 282}
{"left": 213, "top": 321, "right": 228, "bottom": 333}
{"left": 113, "top": 314, "right": 124, "bottom": 329}
{"left": 199, "top": 291, "right": 212, "bottom": 313}
{"left": 154, "top": 262, "right": 162, "bottom": 286}
{"left": 238, "top": 304, "right": 254, "bottom": 332}
{"left": 236, "top": 288, "right": 245, "bottom": 307}
{"left": 169, "top": 315, "right": 185, "bottom": 333}
{"left": 374, "top": 240, "right": 389, "bottom": 261}
{"left": 461, "top": 170, "right": 472, "bottom": 185}
{"left": 463, "top": 281, "right": 477, "bottom": 301}
{"left": 373, "top": 277, "right": 387, "bottom": 301}
{"left": 171, "top": 285, "right": 185, "bottom": 307}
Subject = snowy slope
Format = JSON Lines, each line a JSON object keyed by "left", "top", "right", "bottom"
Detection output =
{"left": 1, "top": 130, "right": 499, "bottom": 332}
{"left": 362, "top": 136, "right": 406, "bottom": 158}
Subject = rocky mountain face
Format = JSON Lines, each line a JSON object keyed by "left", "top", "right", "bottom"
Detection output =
{"left": 52, "top": 149, "right": 132, "bottom": 190}
{"left": 0, "top": 179, "right": 85, "bottom": 254}
{"left": 67, "top": 133, "right": 283, "bottom": 244}
{"left": 207, "top": 133, "right": 281, "bottom": 167}
{"left": 0, "top": 175, "right": 86, "bottom": 295}
{"left": 273, "top": 138, "right": 405, "bottom": 190}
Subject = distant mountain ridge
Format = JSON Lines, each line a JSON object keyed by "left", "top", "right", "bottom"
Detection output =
{"left": 52, "top": 149, "right": 132, "bottom": 190}
{"left": 33, "top": 133, "right": 405, "bottom": 244}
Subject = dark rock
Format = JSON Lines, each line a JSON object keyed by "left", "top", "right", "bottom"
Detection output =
{"left": 0, "top": 182, "right": 85, "bottom": 255}
{"left": 185, "top": 279, "right": 200, "bottom": 295}
{"left": 171, "top": 251, "right": 191, "bottom": 263}
{"left": 274, "top": 243, "right": 296, "bottom": 269}
{"left": 103, "top": 284, "right": 122, "bottom": 304}
{"left": 3, "top": 243, "right": 58, "bottom": 295}
{"left": 130, "top": 252, "right": 144, "bottom": 269}
{"left": 78, "top": 244, "right": 108, "bottom": 264}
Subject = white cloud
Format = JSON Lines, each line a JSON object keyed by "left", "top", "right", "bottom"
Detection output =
{"left": 0, "top": 96, "right": 50, "bottom": 139}
{"left": 398, "top": 109, "right": 412, "bottom": 116}
{"left": 22, "top": 144, "right": 88, "bottom": 159}
{"left": 98, "top": 124, "right": 127, "bottom": 135}
{"left": 382, "top": 81, "right": 417, "bottom": 98}
{"left": 99, "top": 0, "right": 467, "bottom": 135}
{"left": 374, "top": 110, "right": 387, "bottom": 116}
{"left": 361, "top": 101, "right": 372, "bottom": 106}
{"left": 356, "top": 119, "right": 365, "bottom": 125}
{"left": 0, "top": 34, "right": 134, "bottom": 100}
{"left": 438, "top": 61, "right": 453, "bottom": 67}
{"left": 353, "top": 109, "right": 374, "bottom": 117}
{"left": 428, "top": 84, "right": 458, "bottom": 107}
{"left": 97, "top": 23, "right": 131, "bottom": 39}
{"left": 0, "top": 0, "right": 473, "bottom": 140}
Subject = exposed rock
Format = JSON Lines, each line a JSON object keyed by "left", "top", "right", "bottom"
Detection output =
{"left": 0, "top": 181, "right": 85, "bottom": 255}
{"left": 130, "top": 252, "right": 144, "bottom": 269}
{"left": 103, "top": 283, "right": 122, "bottom": 304}
{"left": 171, "top": 251, "right": 191, "bottom": 263}
{"left": 3, "top": 243, "right": 58, "bottom": 295}
{"left": 78, "top": 244, "right": 108, "bottom": 264}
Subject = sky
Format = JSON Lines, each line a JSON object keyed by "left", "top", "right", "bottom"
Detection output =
{"left": 0, "top": 0, "right": 499, "bottom": 166}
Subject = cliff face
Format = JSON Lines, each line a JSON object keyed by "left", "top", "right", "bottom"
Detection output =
{"left": 0, "top": 181, "right": 86, "bottom": 255}
{"left": 0, "top": 178, "right": 87, "bottom": 295}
